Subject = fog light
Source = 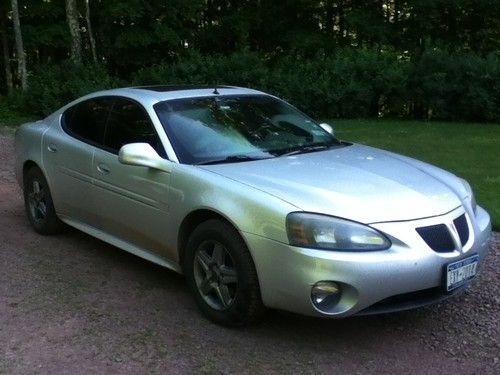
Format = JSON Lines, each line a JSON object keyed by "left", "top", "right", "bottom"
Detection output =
{"left": 311, "top": 281, "right": 341, "bottom": 311}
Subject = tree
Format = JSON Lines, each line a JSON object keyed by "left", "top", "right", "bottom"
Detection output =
{"left": 93, "top": 0, "right": 203, "bottom": 75}
{"left": 0, "top": 7, "right": 13, "bottom": 95}
{"left": 84, "top": 0, "right": 97, "bottom": 63}
{"left": 10, "top": 0, "right": 27, "bottom": 90}
{"left": 65, "top": 0, "right": 82, "bottom": 64}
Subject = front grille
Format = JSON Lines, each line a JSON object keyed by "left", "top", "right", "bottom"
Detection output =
{"left": 453, "top": 214, "right": 469, "bottom": 246}
{"left": 416, "top": 224, "right": 455, "bottom": 252}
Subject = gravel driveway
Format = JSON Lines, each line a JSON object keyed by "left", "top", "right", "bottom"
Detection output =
{"left": 0, "top": 133, "right": 498, "bottom": 374}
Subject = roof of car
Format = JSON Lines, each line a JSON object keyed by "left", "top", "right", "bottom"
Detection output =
{"left": 131, "top": 85, "right": 236, "bottom": 92}
{"left": 61, "top": 85, "right": 268, "bottom": 113}
{"left": 98, "top": 85, "right": 266, "bottom": 105}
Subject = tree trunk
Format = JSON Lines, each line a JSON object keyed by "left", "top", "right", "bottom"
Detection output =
{"left": 84, "top": 0, "right": 97, "bottom": 63}
{"left": 65, "top": 0, "right": 82, "bottom": 64}
{"left": 0, "top": 12, "right": 13, "bottom": 95}
{"left": 10, "top": 0, "right": 27, "bottom": 91}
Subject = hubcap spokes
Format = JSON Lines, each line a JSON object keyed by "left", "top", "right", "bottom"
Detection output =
{"left": 28, "top": 180, "right": 47, "bottom": 222}
{"left": 194, "top": 241, "right": 238, "bottom": 310}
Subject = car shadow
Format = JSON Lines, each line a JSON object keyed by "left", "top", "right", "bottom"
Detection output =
{"left": 59, "top": 224, "right": 432, "bottom": 335}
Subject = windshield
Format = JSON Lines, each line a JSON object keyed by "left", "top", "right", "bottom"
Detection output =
{"left": 154, "top": 94, "right": 342, "bottom": 165}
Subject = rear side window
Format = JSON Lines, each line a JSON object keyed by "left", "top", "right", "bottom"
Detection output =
{"left": 104, "top": 98, "right": 166, "bottom": 157}
{"left": 62, "top": 98, "right": 113, "bottom": 145}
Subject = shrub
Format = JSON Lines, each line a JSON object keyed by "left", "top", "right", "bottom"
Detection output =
{"left": 0, "top": 93, "right": 36, "bottom": 126}
{"left": 409, "top": 50, "right": 500, "bottom": 122}
{"left": 134, "top": 49, "right": 409, "bottom": 119}
{"left": 24, "top": 61, "right": 121, "bottom": 116}
{"left": 133, "top": 50, "right": 269, "bottom": 89}
{"left": 8, "top": 49, "right": 499, "bottom": 123}
{"left": 268, "top": 49, "right": 408, "bottom": 118}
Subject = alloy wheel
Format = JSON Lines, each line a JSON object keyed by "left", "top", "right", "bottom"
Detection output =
{"left": 28, "top": 180, "right": 47, "bottom": 223}
{"left": 193, "top": 240, "right": 239, "bottom": 310}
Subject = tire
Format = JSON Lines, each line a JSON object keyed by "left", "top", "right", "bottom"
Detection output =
{"left": 23, "top": 166, "right": 66, "bottom": 235}
{"left": 183, "top": 219, "right": 265, "bottom": 326}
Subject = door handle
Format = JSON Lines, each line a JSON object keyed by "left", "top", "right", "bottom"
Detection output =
{"left": 47, "top": 144, "right": 58, "bottom": 153}
{"left": 97, "top": 163, "right": 110, "bottom": 175}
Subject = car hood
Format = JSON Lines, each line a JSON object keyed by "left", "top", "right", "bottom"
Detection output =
{"left": 202, "top": 144, "right": 466, "bottom": 224}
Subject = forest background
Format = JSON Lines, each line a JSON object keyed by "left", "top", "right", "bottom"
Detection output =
{"left": 0, "top": 0, "right": 499, "bottom": 122}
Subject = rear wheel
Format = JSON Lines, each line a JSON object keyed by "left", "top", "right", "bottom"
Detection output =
{"left": 23, "top": 167, "right": 65, "bottom": 235}
{"left": 184, "top": 219, "right": 265, "bottom": 326}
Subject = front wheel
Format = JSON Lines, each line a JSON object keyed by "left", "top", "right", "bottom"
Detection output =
{"left": 23, "top": 167, "right": 66, "bottom": 235}
{"left": 183, "top": 219, "right": 265, "bottom": 326}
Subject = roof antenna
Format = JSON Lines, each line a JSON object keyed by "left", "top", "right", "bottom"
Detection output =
{"left": 213, "top": 84, "right": 220, "bottom": 95}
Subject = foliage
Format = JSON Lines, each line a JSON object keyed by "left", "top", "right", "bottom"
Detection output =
{"left": 268, "top": 49, "right": 409, "bottom": 118}
{"left": 133, "top": 49, "right": 500, "bottom": 122}
{"left": 133, "top": 50, "right": 269, "bottom": 88}
{"left": 92, "top": 0, "right": 204, "bottom": 74}
{"left": 0, "top": 94, "right": 35, "bottom": 126}
{"left": 1, "top": 1, "right": 500, "bottom": 122}
{"left": 6, "top": 48, "right": 500, "bottom": 123}
{"left": 409, "top": 51, "right": 500, "bottom": 122}
{"left": 24, "top": 61, "right": 121, "bottom": 116}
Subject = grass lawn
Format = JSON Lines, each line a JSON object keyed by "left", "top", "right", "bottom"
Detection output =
{"left": 333, "top": 120, "right": 500, "bottom": 230}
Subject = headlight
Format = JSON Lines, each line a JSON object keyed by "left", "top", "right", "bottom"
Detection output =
{"left": 286, "top": 212, "right": 391, "bottom": 251}
{"left": 460, "top": 178, "right": 477, "bottom": 215}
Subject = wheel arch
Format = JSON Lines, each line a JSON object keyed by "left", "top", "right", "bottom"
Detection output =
{"left": 21, "top": 161, "right": 59, "bottom": 214}
{"left": 177, "top": 209, "right": 248, "bottom": 268}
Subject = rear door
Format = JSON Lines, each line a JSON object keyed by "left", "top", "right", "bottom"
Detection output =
{"left": 42, "top": 97, "right": 113, "bottom": 225}
{"left": 92, "top": 97, "right": 173, "bottom": 258}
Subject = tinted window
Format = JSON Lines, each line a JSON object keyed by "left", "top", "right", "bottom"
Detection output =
{"left": 62, "top": 98, "right": 113, "bottom": 144}
{"left": 104, "top": 98, "right": 166, "bottom": 157}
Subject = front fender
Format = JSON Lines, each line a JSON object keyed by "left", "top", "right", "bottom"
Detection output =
{"left": 167, "top": 163, "right": 299, "bottom": 254}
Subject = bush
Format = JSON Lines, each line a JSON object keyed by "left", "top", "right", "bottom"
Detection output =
{"left": 409, "top": 50, "right": 500, "bottom": 122}
{"left": 0, "top": 93, "right": 37, "bottom": 126}
{"left": 133, "top": 50, "right": 269, "bottom": 89}
{"left": 7, "top": 49, "right": 499, "bottom": 123}
{"left": 268, "top": 49, "right": 408, "bottom": 118}
{"left": 134, "top": 49, "right": 409, "bottom": 119}
{"left": 24, "top": 61, "right": 121, "bottom": 116}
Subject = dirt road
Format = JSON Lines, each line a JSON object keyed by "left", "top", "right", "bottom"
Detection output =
{"left": 0, "top": 133, "right": 498, "bottom": 374}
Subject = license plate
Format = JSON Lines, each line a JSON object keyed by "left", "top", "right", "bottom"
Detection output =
{"left": 446, "top": 255, "right": 479, "bottom": 292}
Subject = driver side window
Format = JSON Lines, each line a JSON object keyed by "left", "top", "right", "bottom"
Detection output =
{"left": 104, "top": 98, "right": 167, "bottom": 157}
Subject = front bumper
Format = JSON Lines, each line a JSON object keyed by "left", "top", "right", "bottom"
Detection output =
{"left": 244, "top": 205, "right": 491, "bottom": 317}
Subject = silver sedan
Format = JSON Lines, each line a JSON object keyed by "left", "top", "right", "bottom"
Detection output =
{"left": 15, "top": 86, "right": 491, "bottom": 326}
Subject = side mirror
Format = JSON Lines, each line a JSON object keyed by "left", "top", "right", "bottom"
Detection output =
{"left": 319, "top": 123, "right": 335, "bottom": 136}
{"left": 118, "top": 143, "right": 171, "bottom": 172}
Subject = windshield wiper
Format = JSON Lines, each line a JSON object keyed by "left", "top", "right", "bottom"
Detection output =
{"left": 278, "top": 143, "right": 334, "bottom": 157}
{"left": 196, "top": 155, "right": 270, "bottom": 165}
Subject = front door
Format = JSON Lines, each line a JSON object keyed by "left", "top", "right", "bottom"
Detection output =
{"left": 92, "top": 97, "right": 173, "bottom": 258}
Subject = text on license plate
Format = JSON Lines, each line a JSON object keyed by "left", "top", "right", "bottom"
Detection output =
{"left": 446, "top": 255, "right": 479, "bottom": 292}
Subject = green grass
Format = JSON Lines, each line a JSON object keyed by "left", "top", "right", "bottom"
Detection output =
{"left": 332, "top": 119, "right": 500, "bottom": 230}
